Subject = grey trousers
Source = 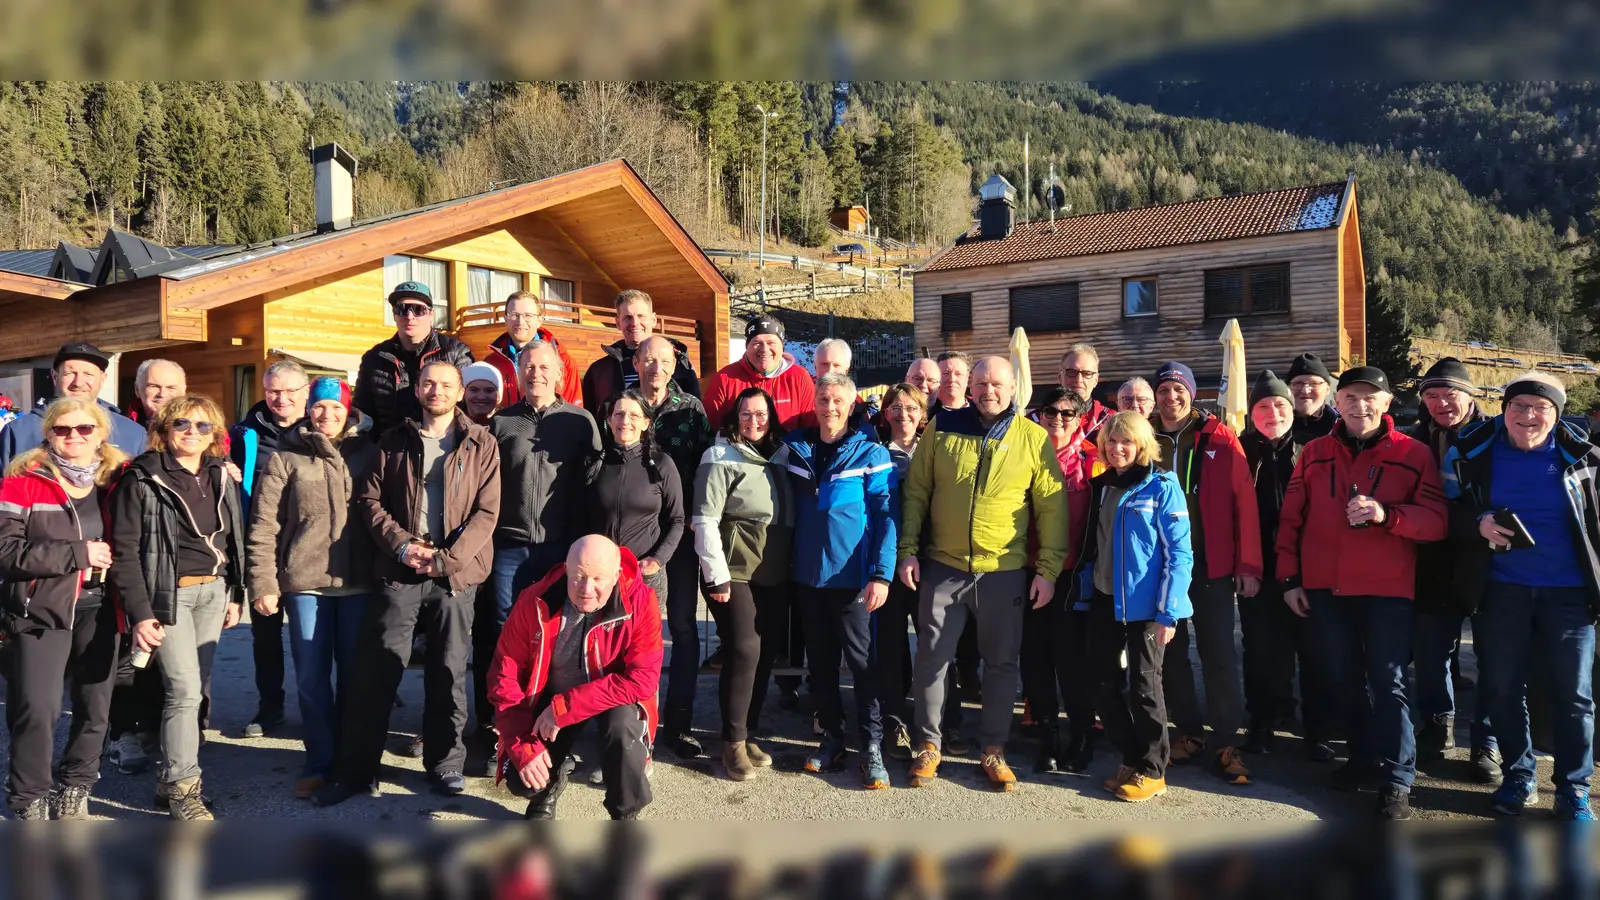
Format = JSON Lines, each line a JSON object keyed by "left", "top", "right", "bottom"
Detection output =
{"left": 912, "top": 558, "right": 1027, "bottom": 751}
{"left": 1161, "top": 575, "right": 1246, "bottom": 746}
{"left": 157, "top": 580, "right": 230, "bottom": 785}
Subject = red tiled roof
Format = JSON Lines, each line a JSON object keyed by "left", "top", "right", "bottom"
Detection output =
{"left": 920, "top": 180, "right": 1350, "bottom": 273}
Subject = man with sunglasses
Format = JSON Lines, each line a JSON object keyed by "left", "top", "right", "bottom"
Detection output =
{"left": 0, "top": 342, "right": 146, "bottom": 469}
{"left": 1057, "top": 343, "right": 1113, "bottom": 439}
{"left": 354, "top": 282, "right": 475, "bottom": 437}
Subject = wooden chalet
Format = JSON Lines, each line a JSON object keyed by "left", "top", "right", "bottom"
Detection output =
{"left": 914, "top": 175, "right": 1366, "bottom": 401}
{"left": 829, "top": 205, "right": 871, "bottom": 235}
{"left": 0, "top": 150, "right": 729, "bottom": 420}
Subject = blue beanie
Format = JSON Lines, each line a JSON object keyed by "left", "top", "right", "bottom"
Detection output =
{"left": 1154, "top": 361, "right": 1197, "bottom": 395}
{"left": 307, "top": 376, "right": 351, "bottom": 412}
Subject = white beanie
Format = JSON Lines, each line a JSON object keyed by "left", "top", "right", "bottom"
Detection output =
{"left": 461, "top": 361, "right": 504, "bottom": 402}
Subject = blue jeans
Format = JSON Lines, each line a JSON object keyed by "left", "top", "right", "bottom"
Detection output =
{"left": 1308, "top": 591, "right": 1417, "bottom": 791}
{"left": 1412, "top": 611, "right": 1496, "bottom": 751}
{"left": 284, "top": 593, "right": 368, "bottom": 779}
{"left": 1478, "top": 582, "right": 1596, "bottom": 791}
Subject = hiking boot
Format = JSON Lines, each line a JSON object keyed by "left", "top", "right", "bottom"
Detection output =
{"left": 109, "top": 733, "right": 149, "bottom": 774}
{"left": 1554, "top": 787, "right": 1595, "bottom": 821}
{"left": 1035, "top": 724, "right": 1061, "bottom": 774}
{"left": 525, "top": 765, "right": 569, "bottom": 820}
{"left": 745, "top": 741, "right": 772, "bottom": 768}
{"left": 805, "top": 735, "right": 847, "bottom": 773}
{"left": 1376, "top": 787, "right": 1413, "bottom": 820}
{"left": 861, "top": 743, "right": 890, "bottom": 790}
{"left": 168, "top": 776, "right": 213, "bottom": 820}
{"left": 1417, "top": 714, "right": 1453, "bottom": 760}
{"left": 1102, "top": 764, "right": 1136, "bottom": 794}
{"left": 663, "top": 729, "right": 704, "bottom": 759}
{"left": 1491, "top": 777, "right": 1539, "bottom": 816}
{"left": 723, "top": 742, "right": 759, "bottom": 782}
{"left": 154, "top": 778, "right": 212, "bottom": 809}
{"left": 908, "top": 742, "right": 941, "bottom": 787}
{"left": 1115, "top": 772, "right": 1167, "bottom": 802}
{"left": 1240, "top": 719, "right": 1274, "bottom": 755}
{"left": 52, "top": 784, "right": 91, "bottom": 820}
{"left": 1061, "top": 729, "right": 1096, "bottom": 775}
{"left": 243, "top": 705, "right": 284, "bottom": 739}
{"left": 1216, "top": 747, "right": 1252, "bottom": 786}
{"left": 1169, "top": 734, "right": 1205, "bottom": 763}
{"left": 943, "top": 727, "right": 971, "bottom": 756}
{"left": 294, "top": 776, "right": 325, "bottom": 800}
{"left": 981, "top": 746, "right": 1018, "bottom": 792}
{"left": 13, "top": 798, "right": 49, "bottom": 820}
{"left": 885, "top": 721, "right": 913, "bottom": 761}
{"left": 1470, "top": 746, "right": 1504, "bottom": 786}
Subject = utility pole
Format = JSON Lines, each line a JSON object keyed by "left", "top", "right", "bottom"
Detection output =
{"left": 755, "top": 103, "right": 780, "bottom": 270}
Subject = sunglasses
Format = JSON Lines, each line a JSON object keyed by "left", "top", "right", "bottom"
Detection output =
{"left": 393, "top": 304, "right": 433, "bottom": 319}
{"left": 49, "top": 424, "right": 97, "bottom": 437}
{"left": 1038, "top": 407, "right": 1075, "bottom": 419}
{"left": 171, "top": 418, "right": 215, "bottom": 435}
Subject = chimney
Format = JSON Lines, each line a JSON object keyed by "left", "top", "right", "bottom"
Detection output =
{"left": 311, "top": 142, "right": 359, "bottom": 234}
{"left": 978, "top": 174, "right": 1016, "bottom": 241}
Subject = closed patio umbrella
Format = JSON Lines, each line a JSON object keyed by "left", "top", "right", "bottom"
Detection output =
{"left": 1009, "top": 327, "right": 1033, "bottom": 412}
{"left": 1218, "top": 317, "right": 1248, "bottom": 433}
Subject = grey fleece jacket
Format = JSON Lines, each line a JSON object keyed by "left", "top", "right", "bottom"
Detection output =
{"left": 691, "top": 435, "right": 793, "bottom": 590}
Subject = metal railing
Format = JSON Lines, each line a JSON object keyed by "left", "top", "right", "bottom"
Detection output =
{"left": 454, "top": 298, "right": 699, "bottom": 341}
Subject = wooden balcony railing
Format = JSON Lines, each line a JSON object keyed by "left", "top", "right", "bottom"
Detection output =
{"left": 454, "top": 298, "right": 699, "bottom": 341}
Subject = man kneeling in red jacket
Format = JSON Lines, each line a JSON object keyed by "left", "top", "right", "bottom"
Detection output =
{"left": 489, "top": 534, "right": 664, "bottom": 820}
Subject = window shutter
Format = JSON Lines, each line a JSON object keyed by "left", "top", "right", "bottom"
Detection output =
{"left": 1204, "top": 270, "right": 1245, "bottom": 318}
{"left": 941, "top": 293, "right": 973, "bottom": 333}
{"left": 1009, "top": 282, "right": 1080, "bottom": 333}
{"left": 1250, "top": 266, "right": 1288, "bottom": 313}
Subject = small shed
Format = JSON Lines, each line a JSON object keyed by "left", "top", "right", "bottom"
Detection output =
{"left": 829, "top": 205, "right": 871, "bottom": 234}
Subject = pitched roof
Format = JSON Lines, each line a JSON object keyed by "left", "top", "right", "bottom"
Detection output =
{"left": 920, "top": 179, "right": 1351, "bottom": 274}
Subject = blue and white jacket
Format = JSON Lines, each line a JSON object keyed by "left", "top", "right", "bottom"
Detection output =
{"left": 1073, "top": 466, "right": 1194, "bottom": 627}
{"left": 771, "top": 427, "right": 898, "bottom": 591}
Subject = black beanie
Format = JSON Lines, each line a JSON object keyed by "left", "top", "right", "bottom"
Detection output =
{"left": 1250, "top": 369, "right": 1292, "bottom": 409}
{"left": 1287, "top": 352, "right": 1333, "bottom": 384}
{"left": 1503, "top": 374, "right": 1567, "bottom": 413}
{"left": 1418, "top": 357, "right": 1473, "bottom": 393}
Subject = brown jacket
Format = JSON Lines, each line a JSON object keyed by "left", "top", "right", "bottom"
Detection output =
{"left": 245, "top": 418, "right": 381, "bottom": 599}
{"left": 357, "top": 410, "right": 501, "bottom": 592}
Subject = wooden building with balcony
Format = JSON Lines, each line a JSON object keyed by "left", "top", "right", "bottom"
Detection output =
{"left": 0, "top": 152, "right": 729, "bottom": 420}
{"left": 914, "top": 174, "right": 1366, "bottom": 402}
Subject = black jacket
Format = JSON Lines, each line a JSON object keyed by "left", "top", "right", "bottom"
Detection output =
{"left": 488, "top": 398, "right": 601, "bottom": 546}
{"left": 1241, "top": 427, "right": 1304, "bottom": 582}
{"left": 1403, "top": 405, "right": 1486, "bottom": 615}
{"left": 1442, "top": 417, "right": 1600, "bottom": 620}
{"left": 1292, "top": 405, "right": 1338, "bottom": 445}
{"left": 584, "top": 442, "right": 684, "bottom": 565}
{"left": 109, "top": 453, "right": 247, "bottom": 626}
{"left": 580, "top": 338, "right": 699, "bottom": 416}
{"left": 353, "top": 330, "right": 475, "bottom": 436}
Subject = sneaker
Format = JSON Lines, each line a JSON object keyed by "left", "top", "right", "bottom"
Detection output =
{"left": 908, "top": 742, "right": 941, "bottom": 787}
{"left": 295, "top": 776, "right": 326, "bottom": 800}
{"left": 431, "top": 770, "right": 467, "bottom": 796}
{"left": 812, "top": 712, "right": 825, "bottom": 737}
{"left": 723, "top": 742, "right": 759, "bottom": 782}
{"left": 981, "top": 745, "right": 1018, "bottom": 792}
{"left": 1035, "top": 725, "right": 1061, "bottom": 774}
{"left": 805, "top": 735, "right": 847, "bottom": 773}
{"left": 51, "top": 783, "right": 91, "bottom": 820}
{"left": 1102, "top": 764, "right": 1136, "bottom": 794}
{"left": 110, "top": 733, "right": 149, "bottom": 774}
{"left": 1376, "top": 787, "right": 1413, "bottom": 820}
{"left": 885, "top": 722, "right": 914, "bottom": 761}
{"left": 744, "top": 741, "right": 772, "bottom": 768}
{"left": 243, "top": 706, "right": 284, "bottom": 739}
{"left": 168, "top": 776, "right": 214, "bottom": 820}
{"left": 1470, "top": 746, "right": 1504, "bottom": 786}
{"left": 1554, "top": 787, "right": 1595, "bottom": 821}
{"left": 1216, "top": 747, "right": 1252, "bottom": 786}
{"left": 404, "top": 737, "right": 425, "bottom": 759}
{"left": 1491, "top": 777, "right": 1539, "bottom": 816}
{"left": 943, "top": 727, "right": 971, "bottom": 756}
{"left": 13, "top": 798, "right": 49, "bottom": 820}
{"left": 1169, "top": 734, "right": 1205, "bottom": 763}
{"left": 1114, "top": 772, "right": 1167, "bottom": 802}
{"left": 861, "top": 744, "right": 890, "bottom": 790}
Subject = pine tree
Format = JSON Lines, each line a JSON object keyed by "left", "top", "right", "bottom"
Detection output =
{"left": 827, "top": 132, "right": 863, "bottom": 207}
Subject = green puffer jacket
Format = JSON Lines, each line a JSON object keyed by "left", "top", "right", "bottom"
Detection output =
{"left": 691, "top": 436, "right": 793, "bottom": 590}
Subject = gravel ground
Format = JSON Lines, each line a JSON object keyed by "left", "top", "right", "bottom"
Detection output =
{"left": 0, "top": 605, "right": 1563, "bottom": 821}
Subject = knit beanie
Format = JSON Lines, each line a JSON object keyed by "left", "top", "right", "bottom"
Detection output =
{"left": 462, "top": 361, "right": 505, "bottom": 403}
{"left": 1418, "top": 357, "right": 1474, "bottom": 393}
{"left": 1503, "top": 374, "right": 1566, "bottom": 413}
{"left": 1249, "top": 369, "right": 1292, "bottom": 410}
{"left": 1287, "top": 352, "right": 1333, "bottom": 384}
{"left": 307, "top": 377, "right": 351, "bottom": 413}
{"left": 1154, "top": 361, "right": 1197, "bottom": 395}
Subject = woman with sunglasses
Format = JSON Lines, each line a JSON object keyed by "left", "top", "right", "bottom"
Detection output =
{"left": 0, "top": 399, "right": 127, "bottom": 819}
{"left": 110, "top": 395, "right": 247, "bottom": 820}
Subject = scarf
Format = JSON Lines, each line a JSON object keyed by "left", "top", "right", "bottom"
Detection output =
{"left": 50, "top": 451, "right": 101, "bottom": 488}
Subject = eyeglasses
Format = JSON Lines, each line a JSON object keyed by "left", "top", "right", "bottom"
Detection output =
{"left": 171, "top": 418, "right": 215, "bottom": 435}
{"left": 393, "top": 304, "right": 433, "bottom": 319}
{"left": 505, "top": 313, "right": 540, "bottom": 323}
{"left": 1059, "top": 369, "right": 1098, "bottom": 381}
{"left": 1507, "top": 400, "right": 1557, "bottom": 417}
{"left": 1038, "top": 407, "right": 1075, "bottom": 419}
{"left": 49, "top": 424, "right": 97, "bottom": 437}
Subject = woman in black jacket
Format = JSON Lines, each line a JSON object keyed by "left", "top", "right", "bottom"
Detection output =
{"left": 0, "top": 399, "right": 127, "bottom": 819}
{"left": 109, "top": 394, "right": 247, "bottom": 820}
{"left": 587, "top": 390, "right": 685, "bottom": 603}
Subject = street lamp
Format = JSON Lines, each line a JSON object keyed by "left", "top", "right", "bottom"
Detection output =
{"left": 754, "top": 103, "right": 780, "bottom": 270}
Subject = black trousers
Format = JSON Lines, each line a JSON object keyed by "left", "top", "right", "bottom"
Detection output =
{"left": 718, "top": 582, "right": 785, "bottom": 743}
{"left": 797, "top": 585, "right": 883, "bottom": 746}
{"left": 505, "top": 701, "right": 652, "bottom": 819}
{"left": 773, "top": 587, "right": 808, "bottom": 692}
{"left": 1088, "top": 596, "right": 1169, "bottom": 778}
{"left": 251, "top": 605, "right": 285, "bottom": 714}
{"left": 5, "top": 602, "right": 118, "bottom": 810}
{"left": 339, "top": 579, "right": 475, "bottom": 784}
{"left": 1239, "top": 580, "right": 1329, "bottom": 737}
{"left": 1020, "top": 595, "right": 1096, "bottom": 735}
{"left": 662, "top": 544, "right": 703, "bottom": 722}
{"left": 876, "top": 580, "right": 917, "bottom": 728}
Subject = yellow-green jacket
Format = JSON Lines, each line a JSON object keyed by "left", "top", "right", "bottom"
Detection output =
{"left": 898, "top": 405, "right": 1068, "bottom": 580}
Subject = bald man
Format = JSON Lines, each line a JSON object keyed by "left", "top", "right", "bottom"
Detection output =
{"left": 898, "top": 356, "right": 1067, "bottom": 792}
{"left": 488, "top": 535, "right": 664, "bottom": 820}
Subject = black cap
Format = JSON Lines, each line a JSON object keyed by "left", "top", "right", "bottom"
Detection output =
{"left": 1418, "top": 357, "right": 1473, "bottom": 393}
{"left": 1249, "top": 369, "right": 1292, "bottom": 409}
{"left": 1287, "top": 352, "right": 1333, "bottom": 384}
{"left": 1337, "top": 366, "right": 1390, "bottom": 393}
{"left": 745, "top": 315, "right": 785, "bottom": 342}
{"left": 53, "top": 342, "right": 110, "bottom": 372}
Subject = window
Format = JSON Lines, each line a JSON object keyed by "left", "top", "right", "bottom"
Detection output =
{"left": 1009, "top": 282, "right": 1080, "bottom": 333}
{"left": 1122, "top": 277, "right": 1158, "bottom": 317}
{"left": 233, "top": 365, "right": 256, "bottom": 421}
{"left": 468, "top": 265, "right": 524, "bottom": 312}
{"left": 941, "top": 293, "right": 973, "bottom": 333}
{"left": 1204, "top": 264, "right": 1290, "bottom": 318}
{"left": 540, "top": 277, "right": 576, "bottom": 323}
{"left": 383, "top": 255, "right": 450, "bottom": 330}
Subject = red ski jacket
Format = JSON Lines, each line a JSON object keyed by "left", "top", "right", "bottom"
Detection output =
{"left": 701, "top": 355, "right": 817, "bottom": 432}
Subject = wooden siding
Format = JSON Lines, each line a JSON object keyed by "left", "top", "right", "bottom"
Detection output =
{"left": 0, "top": 279, "right": 166, "bottom": 360}
{"left": 122, "top": 300, "right": 266, "bottom": 421}
{"left": 914, "top": 228, "right": 1343, "bottom": 390}
{"left": 0, "top": 269, "right": 82, "bottom": 302}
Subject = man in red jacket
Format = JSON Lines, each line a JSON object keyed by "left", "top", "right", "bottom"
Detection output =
{"left": 1277, "top": 366, "right": 1448, "bottom": 820}
{"left": 484, "top": 291, "right": 580, "bottom": 408}
{"left": 489, "top": 535, "right": 663, "bottom": 820}
{"left": 701, "top": 315, "right": 817, "bottom": 431}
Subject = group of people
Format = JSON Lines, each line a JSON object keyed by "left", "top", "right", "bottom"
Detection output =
{"left": 0, "top": 278, "right": 1596, "bottom": 824}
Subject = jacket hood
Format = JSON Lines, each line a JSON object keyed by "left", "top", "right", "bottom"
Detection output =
{"left": 1454, "top": 414, "right": 1595, "bottom": 466}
